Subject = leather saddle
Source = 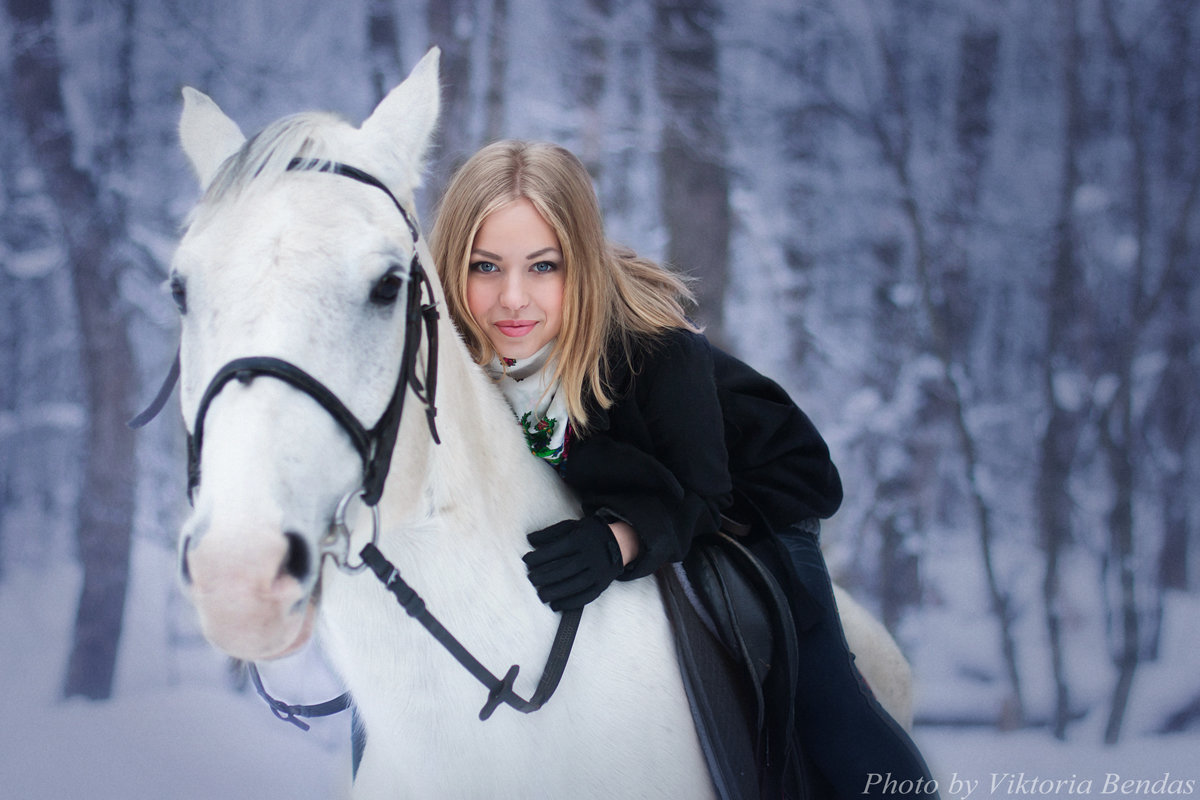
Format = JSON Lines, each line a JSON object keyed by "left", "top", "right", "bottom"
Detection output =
{"left": 657, "top": 528, "right": 806, "bottom": 800}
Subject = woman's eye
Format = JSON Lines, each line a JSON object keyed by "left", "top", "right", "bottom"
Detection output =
{"left": 531, "top": 261, "right": 558, "bottom": 274}
{"left": 370, "top": 271, "right": 404, "bottom": 305}
{"left": 470, "top": 261, "right": 499, "bottom": 274}
{"left": 169, "top": 276, "right": 187, "bottom": 314}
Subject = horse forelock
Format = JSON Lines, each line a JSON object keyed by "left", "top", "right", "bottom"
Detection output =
{"left": 189, "top": 111, "right": 353, "bottom": 223}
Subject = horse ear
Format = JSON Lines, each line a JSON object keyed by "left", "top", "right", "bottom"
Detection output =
{"left": 179, "top": 87, "right": 247, "bottom": 190}
{"left": 359, "top": 47, "right": 441, "bottom": 185}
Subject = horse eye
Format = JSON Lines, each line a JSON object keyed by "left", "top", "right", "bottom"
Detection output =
{"left": 169, "top": 276, "right": 188, "bottom": 314}
{"left": 370, "top": 271, "right": 404, "bottom": 306}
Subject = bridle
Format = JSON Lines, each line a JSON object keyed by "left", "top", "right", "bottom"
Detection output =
{"left": 132, "top": 158, "right": 442, "bottom": 514}
{"left": 132, "top": 157, "right": 579, "bottom": 730}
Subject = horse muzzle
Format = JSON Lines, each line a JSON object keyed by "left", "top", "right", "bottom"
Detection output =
{"left": 181, "top": 522, "right": 320, "bottom": 661}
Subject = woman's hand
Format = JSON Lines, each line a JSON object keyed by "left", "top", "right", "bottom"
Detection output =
{"left": 523, "top": 515, "right": 632, "bottom": 610}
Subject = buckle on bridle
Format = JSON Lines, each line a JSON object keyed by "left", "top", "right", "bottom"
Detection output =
{"left": 321, "top": 488, "right": 381, "bottom": 574}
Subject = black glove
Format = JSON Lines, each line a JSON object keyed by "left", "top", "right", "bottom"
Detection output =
{"left": 523, "top": 515, "right": 624, "bottom": 611}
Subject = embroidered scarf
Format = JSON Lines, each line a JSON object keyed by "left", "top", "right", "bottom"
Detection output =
{"left": 485, "top": 341, "right": 571, "bottom": 465}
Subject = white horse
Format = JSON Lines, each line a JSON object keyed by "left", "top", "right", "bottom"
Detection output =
{"left": 167, "top": 47, "right": 911, "bottom": 799}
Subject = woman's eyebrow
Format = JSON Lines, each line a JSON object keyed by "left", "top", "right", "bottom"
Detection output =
{"left": 470, "top": 246, "right": 561, "bottom": 261}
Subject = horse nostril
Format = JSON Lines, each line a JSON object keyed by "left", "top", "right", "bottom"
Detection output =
{"left": 282, "top": 531, "right": 311, "bottom": 582}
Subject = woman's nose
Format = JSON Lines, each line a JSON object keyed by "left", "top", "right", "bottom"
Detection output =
{"left": 499, "top": 272, "right": 528, "bottom": 311}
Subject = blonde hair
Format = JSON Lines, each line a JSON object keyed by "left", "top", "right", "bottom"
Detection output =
{"left": 430, "top": 140, "right": 698, "bottom": 433}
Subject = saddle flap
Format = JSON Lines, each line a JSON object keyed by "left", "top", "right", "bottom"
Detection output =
{"left": 688, "top": 540, "right": 773, "bottom": 697}
{"left": 661, "top": 531, "right": 804, "bottom": 799}
{"left": 684, "top": 532, "right": 799, "bottom": 713}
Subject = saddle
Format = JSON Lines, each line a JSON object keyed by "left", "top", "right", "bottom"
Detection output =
{"left": 657, "top": 527, "right": 806, "bottom": 800}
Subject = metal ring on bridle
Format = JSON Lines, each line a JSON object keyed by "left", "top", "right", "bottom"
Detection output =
{"left": 322, "top": 488, "right": 381, "bottom": 574}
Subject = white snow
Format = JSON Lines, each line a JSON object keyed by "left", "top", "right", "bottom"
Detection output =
{"left": 2, "top": 537, "right": 1197, "bottom": 798}
{"left": 0, "top": 556, "right": 348, "bottom": 800}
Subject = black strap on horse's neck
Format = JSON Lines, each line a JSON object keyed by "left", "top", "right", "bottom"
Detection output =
{"left": 245, "top": 541, "right": 582, "bottom": 730}
{"left": 358, "top": 542, "right": 583, "bottom": 720}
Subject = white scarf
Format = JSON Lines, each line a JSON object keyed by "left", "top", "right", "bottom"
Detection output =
{"left": 485, "top": 341, "right": 571, "bottom": 465}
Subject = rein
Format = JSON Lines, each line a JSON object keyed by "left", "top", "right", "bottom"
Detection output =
{"left": 359, "top": 542, "right": 581, "bottom": 721}
{"left": 133, "top": 158, "right": 580, "bottom": 727}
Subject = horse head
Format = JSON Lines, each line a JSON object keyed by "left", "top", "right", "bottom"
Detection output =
{"left": 171, "top": 49, "right": 441, "bottom": 661}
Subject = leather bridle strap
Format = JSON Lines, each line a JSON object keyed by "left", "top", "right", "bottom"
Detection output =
{"left": 247, "top": 663, "right": 351, "bottom": 731}
{"left": 245, "top": 540, "right": 583, "bottom": 730}
{"left": 358, "top": 542, "right": 583, "bottom": 720}
{"left": 287, "top": 158, "right": 419, "bottom": 242}
{"left": 128, "top": 351, "right": 180, "bottom": 430}
{"left": 188, "top": 356, "right": 372, "bottom": 487}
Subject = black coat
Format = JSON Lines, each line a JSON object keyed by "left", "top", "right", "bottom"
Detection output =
{"left": 560, "top": 328, "right": 843, "bottom": 580}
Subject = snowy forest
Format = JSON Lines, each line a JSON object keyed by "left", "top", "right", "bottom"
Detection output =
{"left": 2, "top": 0, "right": 1199, "bottom": 796}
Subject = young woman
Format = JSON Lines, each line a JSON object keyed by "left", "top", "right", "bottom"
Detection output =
{"left": 430, "top": 139, "right": 937, "bottom": 798}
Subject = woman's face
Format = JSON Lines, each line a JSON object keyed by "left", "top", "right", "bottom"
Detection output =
{"left": 466, "top": 197, "right": 565, "bottom": 361}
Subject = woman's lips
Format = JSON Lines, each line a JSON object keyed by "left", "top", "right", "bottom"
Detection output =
{"left": 496, "top": 321, "right": 537, "bottom": 337}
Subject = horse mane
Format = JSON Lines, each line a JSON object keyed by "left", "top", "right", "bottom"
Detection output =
{"left": 196, "top": 111, "right": 351, "bottom": 215}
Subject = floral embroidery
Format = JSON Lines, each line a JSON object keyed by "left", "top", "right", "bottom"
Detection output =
{"left": 519, "top": 412, "right": 571, "bottom": 464}
{"left": 485, "top": 341, "right": 571, "bottom": 466}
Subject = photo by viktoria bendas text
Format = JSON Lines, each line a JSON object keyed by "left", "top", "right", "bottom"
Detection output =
{"left": 863, "top": 772, "right": 1197, "bottom": 797}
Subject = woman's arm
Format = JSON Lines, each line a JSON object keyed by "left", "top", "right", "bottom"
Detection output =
{"left": 562, "top": 329, "right": 733, "bottom": 578}
{"left": 610, "top": 519, "right": 640, "bottom": 565}
{"left": 523, "top": 330, "right": 730, "bottom": 609}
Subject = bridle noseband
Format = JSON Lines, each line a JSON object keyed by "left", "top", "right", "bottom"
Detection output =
{"left": 133, "top": 158, "right": 580, "bottom": 729}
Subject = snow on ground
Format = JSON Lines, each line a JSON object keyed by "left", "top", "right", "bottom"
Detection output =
{"left": 2, "top": 538, "right": 1198, "bottom": 799}
{"left": 2, "top": 684, "right": 348, "bottom": 800}
{"left": 0, "top": 552, "right": 348, "bottom": 800}
{"left": 920, "top": 728, "right": 1198, "bottom": 799}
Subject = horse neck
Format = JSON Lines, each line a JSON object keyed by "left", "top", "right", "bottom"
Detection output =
{"left": 377, "top": 317, "right": 577, "bottom": 560}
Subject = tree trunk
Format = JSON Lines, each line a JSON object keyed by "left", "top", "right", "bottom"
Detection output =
{"left": 0, "top": 269, "right": 11, "bottom": 583}
{"left": 1153, "top": 0, "right": 1197, "bottom": 595}
{"left": 653, "top": 0, "right": 730, "bottom": 343}
{"left": 1097, "top": 0, "right": 1200, "bottom": 742}
{"left": 1096, "top": 0, "right": 1163, "bottom": 744}
{"left": 1101, "top": 397, "right": 1138, "bottom": 745}
{"left": 366, "top": 0, "right": 404, "bottom": 103}
{"left": 7, "top": 0, "right": 138, "bottom": 700}
{"left": 1156, "top": 243, "right": 1196, "bottom": 593}
{"left": 857, "top": 226, "right": 927, "bottom": 630}
{"left": 878, "top": 509, "right": 920, "bottom": 633}
{"left": 483, "top": 0, "right": 508, "bottom": 142}
{"left": 568, "top": 0, "right": 611, "bottom": 175}
{"left": 1157, "top": 373, "right": 1192, "bottom": 593}
{"left": 943, "top": 25, "right": 999, "bottom": 354}
{"left": 1037, "top": 394, "right": 1083, "bottom": 742}
{"left": 424, "top": 0, "right": 477, "bottom": 212}
{"left": 871, "top": 26, "right": 1025, "bottom": 729}
{"left": 1035, "top": 0, "right": 1088, "bottom": 741}
{"left": 948, "top": 19, "right": 1037, "bottom": 732}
